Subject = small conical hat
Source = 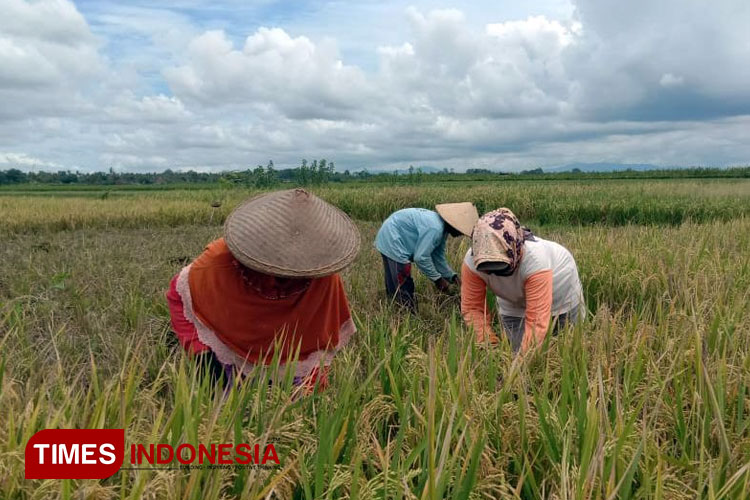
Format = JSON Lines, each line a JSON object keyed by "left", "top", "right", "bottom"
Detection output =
{"left": 435, "top": 202, "right": 479, "bottom": 237}
{"left": 224, "top": 189, "right": 361, "bottom": 278}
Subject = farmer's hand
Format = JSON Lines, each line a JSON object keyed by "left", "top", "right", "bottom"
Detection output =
{"left": 449, "top": 274, "right": 461, "bottom": 287}
{"left": 433, "top": 277, "right": 451, "bottom": 293}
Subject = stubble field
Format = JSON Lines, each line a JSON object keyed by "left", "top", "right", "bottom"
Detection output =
{"left": 1, "top": 179, "right": 749, "bottom": 499}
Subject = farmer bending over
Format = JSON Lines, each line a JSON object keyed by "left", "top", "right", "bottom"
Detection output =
{"left": 461, "top": 208, "right": 584, "bottom": 354}
{"left": 375, "top": 203, "right": 478, "bottom": 311}
{"left": 166, "top": 189, "right": 360, "bottom": 394}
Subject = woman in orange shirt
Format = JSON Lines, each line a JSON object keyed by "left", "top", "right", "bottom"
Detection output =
{"left": 461, "top": 208, "right": 583, "bottom": 354}
{"left": 166, "top": 189, "right": 360, "bottom": 393}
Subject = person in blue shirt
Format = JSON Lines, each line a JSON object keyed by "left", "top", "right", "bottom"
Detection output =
{"left": 375, "top": 203, "right": 478, "bottom": 311}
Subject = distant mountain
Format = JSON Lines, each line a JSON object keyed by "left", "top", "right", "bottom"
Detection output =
{"left": 415, "top": 166, "right": 444, "bottom": 173}
{"left": 363, "top": 162, "right": 669, "bottom": 175}
{"left": 377, "top": 165, "right": 445, "bottom": 175}
{"left": 546, "top": 162, "right": 663, "bottom": 173}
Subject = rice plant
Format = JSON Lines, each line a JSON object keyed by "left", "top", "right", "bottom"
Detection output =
{"left": 1, "top": 181, "right": 749, "bottom": 498}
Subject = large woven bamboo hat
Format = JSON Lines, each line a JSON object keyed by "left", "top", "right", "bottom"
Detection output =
{"left": 435, "top": 202, "right": 479, "bottom": 237}
{"left": 224, "top": 189, "right": 361, "bottom": 278}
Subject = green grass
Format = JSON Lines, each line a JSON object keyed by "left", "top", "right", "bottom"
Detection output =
{"left": 1, "top": 181, "right": 749, "bottom": 498}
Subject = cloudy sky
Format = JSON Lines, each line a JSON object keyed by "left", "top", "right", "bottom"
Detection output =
{"left": 1, "top": 0, "right": 749, "bottom": 172}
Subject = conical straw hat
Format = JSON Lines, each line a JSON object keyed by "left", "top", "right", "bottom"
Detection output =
{"left": 435, "top": 202, "right": 479, "bottom": 237}
{"left": 224, "top": 189, "right": 361, "bottom": 278}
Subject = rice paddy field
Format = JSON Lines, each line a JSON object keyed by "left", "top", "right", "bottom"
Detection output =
{"left": 1, "top": 178, "right": 749, "bottom": 499}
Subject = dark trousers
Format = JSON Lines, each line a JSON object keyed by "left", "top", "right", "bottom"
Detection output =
{"left": 381, "top": 254, "right": 416, "bottom": 311}
{"left": 195, "top": 351, "right": 230, "bottom": 388}
{"left": 500, "top": 306, "right": 581, "bottom": 353}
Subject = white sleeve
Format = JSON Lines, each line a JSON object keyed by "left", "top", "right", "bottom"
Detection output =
{"left": 463, "top": 249, "right": 476, "bottom": 271}
{"left": 520, "top": 242, "right": 553, "bottom": 280}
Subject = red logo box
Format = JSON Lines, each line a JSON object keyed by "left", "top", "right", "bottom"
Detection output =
{"left": 25, "top": 429, "right": 124, "bottom": 479}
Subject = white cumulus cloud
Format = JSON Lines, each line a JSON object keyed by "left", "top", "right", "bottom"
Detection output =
{"left": 0, "top": 0, "right": 749, "bottom": 172}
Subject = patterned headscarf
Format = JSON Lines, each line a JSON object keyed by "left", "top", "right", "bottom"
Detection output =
{"left": 471, "top": 208, "right": 535, "bottom": 273}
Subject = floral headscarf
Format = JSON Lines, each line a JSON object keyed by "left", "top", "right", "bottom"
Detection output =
{"left": 471, "top": 208, "right": 535, "bottom": 273}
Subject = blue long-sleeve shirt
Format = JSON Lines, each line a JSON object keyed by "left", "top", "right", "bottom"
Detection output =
{"left": 375, "top": 208, "right": 456, "bottom": 281}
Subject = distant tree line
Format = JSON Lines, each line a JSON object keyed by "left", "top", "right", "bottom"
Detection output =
{"left": 0, "top": 167, "right": 220, "bottom": 185}
{"left": 1, "top": 164, "right": 748, "bottom": 187}
{"left": 215, "top": 159, "right": 340, "bottom": 188}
